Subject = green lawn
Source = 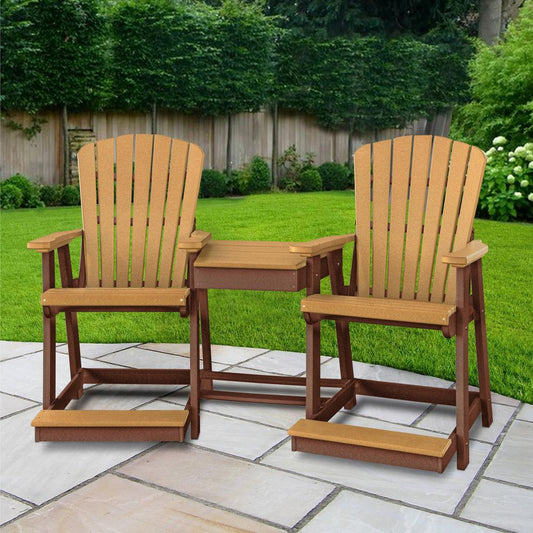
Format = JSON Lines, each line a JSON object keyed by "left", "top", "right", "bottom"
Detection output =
{"left": 1, "top": 191, "right": 532, "bottom": 402}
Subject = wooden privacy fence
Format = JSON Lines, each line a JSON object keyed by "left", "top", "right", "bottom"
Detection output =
{"left": 0, "top": 108, "right": 451, "bottom": 185}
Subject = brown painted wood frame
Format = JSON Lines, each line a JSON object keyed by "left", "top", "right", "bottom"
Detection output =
{"left": 191, "top": 248, "right": 354, "bottom": 409}
{"left": 36, "top": 246, "right": 203, "bottom": 442}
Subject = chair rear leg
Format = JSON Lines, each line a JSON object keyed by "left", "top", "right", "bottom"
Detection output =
{"left": 198, "top": 289, "right": 213, "bottom": 393}
{"left": 306, "top": 319, "right": 321, "bottom": 419}
{"left": 472, "top": 260, "right": 493, "bottom": 427}
{"left": 456, "top": 267, "right": 470, "bottom": 470}
{"left": 65, "top": 311, "right": 83, "bottom": 399}
{"left": 189, "top": 291, "right": 201, "bottom": 439}
{"left": 336, "top": 320, "right": 356, "bottom": 409}
{"left": 43, "top": 312, "right": 56, "bottom": 409}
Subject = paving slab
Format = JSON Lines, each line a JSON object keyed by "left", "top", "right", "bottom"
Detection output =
{"left": 0, "top": 407, "right": 156, "bottom": 505}
{"left": 241, "top": 350, "right": 327, "bottom": 376}
{"left": 461, "top": 479, "right": 533, "bottom": 533}
{"left": 262, "top": 438, "right": 492, "bottom": 514}
{"left": 0, "top": 342, "right": 62, "bottom": 362}
{"left": 57, "top": 342, "right": 138, "bottom": 359}
{"left": 0, "top": 392, "right": 38, "bottom": 418}
{"left": 484, "top": 419, "right": 533, "bottom": 488}
{"left": 1, "top": 474, "right": 283, "bottom": 533}
{"left": 516, "top": 402, "right": 533, "bottom": 422}
{"left": 118, "top": 444, "right": 334, "bottom": 528}
{"left": 0, "top": 495, "right": 32, "bottom": 526}
{"left": 301, "top": 490, "right": 492, "bottom": 533}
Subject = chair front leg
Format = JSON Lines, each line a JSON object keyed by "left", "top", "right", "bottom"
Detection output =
{"left": 456, "top": 265, "right": 471, "bottom": 470}
{"left": 306, "top": 319, "right": 321, "bottom": 418}
{"left": 42, "top": 252, "right": 56, "bottom": 408}
{"left": 471, "top": 259, "right": 493, "bottom": 427}
{"left": 189, "top": 289, "right": 201, "bottom": 439}
{"left": 198, "top": 289, "right": 213, "bottom": 393}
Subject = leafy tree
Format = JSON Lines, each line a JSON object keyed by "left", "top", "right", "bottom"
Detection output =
{"left": 451, "top": 0, "right": 533, "bottom": 148}
{"left": 1, "top": 0, "right": 108, "bottom": 112}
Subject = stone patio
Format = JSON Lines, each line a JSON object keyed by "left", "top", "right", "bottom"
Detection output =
{"left": 0, "top": 340, "right": 531, "bottom": 532}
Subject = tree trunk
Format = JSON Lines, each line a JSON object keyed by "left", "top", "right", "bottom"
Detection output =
{"left": 226, "top": 112, "right": 232, "bottom": 176}
{"left": 62, "top": 104, "right": 69, "bottom": 186}
{"left": 479, "top": 0, "right": 503, "bottom": 45}
{"left": 271, "top": 103, "right": 278, "bottom": 186}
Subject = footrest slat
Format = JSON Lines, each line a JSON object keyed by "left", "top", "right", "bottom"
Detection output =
{"left": 32, "top": 410, "right": 190, "bottom": 442}
{"left": 289, "top": 419, "right": 451, "bottom": 457}
{"left": 289, "top": 419, "right": 455, "bottom": 473}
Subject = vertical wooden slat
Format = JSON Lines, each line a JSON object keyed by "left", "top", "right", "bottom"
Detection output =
{"left": 416, "top": 137, "right": 452, "bottom": 301}
{"left": 130, "top": 134, "right": 153, "bottom": 287}
{"left": 96, "top": 138, "right": 115, "bottom": 287}
{"left": 144, "top": 135, "right": 172, "bottom": 287}
{"left": 172, "top": 143, "right": 204, "bottom": 287}
{"left": 371, "top": 140, "right": 392, "bottom": 298}
{"left": 78, "top": 143, "right": 99, "bottom": 287}
{"left": 354, "top": 144, "right": 371, "bottom": 297}
{"left": 159, "top": 140, "right": 189, "bottom": 288}
{"left": 402, "top": 135, "right": 432, "bottom": 300}
{"left": 445, "top": 147, "right": 486, "bottom": 303}
{"left": 431, "top": 141, "right": 471, "bottom": 302}
{"left": 115, "top": 135, "right": 134, "bottom": 287}
{"left": 387, "top": 136, "right": 412, "bottom": 298}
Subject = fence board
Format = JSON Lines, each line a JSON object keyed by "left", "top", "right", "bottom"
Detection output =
{"left": 1, "top": 109, "right": 452, "bottom": 185}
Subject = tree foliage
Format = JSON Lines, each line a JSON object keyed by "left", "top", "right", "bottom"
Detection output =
{"left": 1, "top": 0, "right": 108, "bottom": 112}
{"left": 451, "top": 0, "right": 533, "bottom": 148}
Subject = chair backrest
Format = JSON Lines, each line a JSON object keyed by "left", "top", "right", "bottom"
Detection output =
{"left": 353, "top": 135, "right": 486, "bottom": 304}
{"left": 77, "top": 134, "right": 204, "bottom": 289}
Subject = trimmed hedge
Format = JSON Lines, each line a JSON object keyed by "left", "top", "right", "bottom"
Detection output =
{"left": 200, "top": 169, "right": 227, "bottom": 198}
{"left": 318, "top": 162, "right": 351, "bottom": 190}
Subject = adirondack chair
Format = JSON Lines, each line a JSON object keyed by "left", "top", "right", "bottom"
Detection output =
{"left": 28, "top": 134, "right": 210, "bottom": 442}
{"left": 289, "top": 135, "right": 493, "bottom": 472}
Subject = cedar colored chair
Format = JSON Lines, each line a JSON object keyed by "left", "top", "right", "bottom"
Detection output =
{"left": 289, "top": 135, "right": 493, "bottom": 472}
{"left": 28, "top": 134, "right": 210, "bottom": 441}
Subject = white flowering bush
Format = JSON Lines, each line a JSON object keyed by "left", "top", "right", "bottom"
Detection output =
{"left": 480, "top": 137, "right": 533, "bottom": 221}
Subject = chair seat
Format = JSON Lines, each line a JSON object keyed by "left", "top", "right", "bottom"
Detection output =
{"left": 41, "top": 287, "right": 189, "bottom": 307}
{"left": 301, "top": 294, "right": 456, "bottom": 326}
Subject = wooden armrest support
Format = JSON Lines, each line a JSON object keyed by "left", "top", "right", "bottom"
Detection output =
{"left": 289, "top": 234, "right": 355, "bottom": 257}
{"left": 177, "top": 230, "right": 212, "bottom": 251}
{"left": 27, "top": 229, "right": 83, "bottom": 253}
{"left": 441, "top": 240, "right": 488, "bottom": 267}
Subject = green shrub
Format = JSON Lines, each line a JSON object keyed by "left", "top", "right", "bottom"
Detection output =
{"left": 478, "top": 137, "right": 533, "bottom": 221}
{"left": 40, "top": 185, "right": 63, "bottom": 206}
{"left": 200, "top": 169, "right": 227, "bottom": 198}
{"left": 451, "top": 2, "right": 533, "bottom": 149}
{"left": 318, "top": 162, "right": 351, "bottom": 190}
{"left": 4, "top": 174, "right": 43, "bottom": 207}
{"left": 277, "top": 145, "right": 315, "bottom": 191}
{"left": 61, "top": 185, "right": 80, "bottom": 206}
{"left": 247, "top": 156, "right": 271, "bottom": 192}
{"left": 298, "top": 168, "right": 322, "bottom": 192}
{"left": 0, "top": 182, "right": 23, "bottom": 209}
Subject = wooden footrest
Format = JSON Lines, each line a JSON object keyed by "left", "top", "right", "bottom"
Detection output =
{"left": 289, "top": 419, "right": 455, "bottom": 473}
{"left": 32, "top": 410, "right": 189, "bottom": 442}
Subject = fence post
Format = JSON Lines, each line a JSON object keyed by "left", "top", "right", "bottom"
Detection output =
{"left": 62, "top": 105, "right": 69, "bottom": 186}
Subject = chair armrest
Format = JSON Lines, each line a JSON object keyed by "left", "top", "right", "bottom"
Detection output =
{"left": 289, "top": 234, "right": 355, "bottom": 257}
{"left": 441, "top": 240, "right": 488, "bottom": 268}
{"left": 177, "top": 230, "right": 212, "bottom": 251}
{"left": 27, "top": 229, "right": 83, "bottom": 253}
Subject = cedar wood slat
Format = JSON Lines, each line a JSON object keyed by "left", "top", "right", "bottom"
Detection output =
{"left": 158, "top": 140, "right": 188, "bottom": 288}
{"left": 130, "top": 134, "right": 153, "bottom": 286}
{"left": 96, "top": 139, "right": 115, "bottom": 287}
{"left": 387, "top": 136, "right": 412, "bottom": 298}
{"left": 78, "top": 143, "right": 99, "bottom": 287}
{"left": 402, "top": 136, "right": 432, "bottom": 299}
{"left": 371, "top": 140, "right": 392, "bottom": 298}
{"left": 144, "top": 136, "right": 172, "bottom": 287}
{"left": 431, "top": 141, "right": 470, "bottom": 302}
{"left": 354, "top": 144, "right": 371, "bottom": 297}
{"left": 115, "top": 135, "right": 134, "bottom": 287}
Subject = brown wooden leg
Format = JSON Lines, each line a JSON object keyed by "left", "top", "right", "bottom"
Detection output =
{"left": 189, "top": 290, "right": 200, "bottom": 439}
{"left": 306, "top": 320, "right": 321, "bottom": 418}
{"left": 471, "top": 260, "right": 493, "bottom": 427}
{"left": 65, "top": 312, "right": 83, "bottom": 399}
{"left": 336, "top": 320, "right": 356, "bottom": 409}
{"left": 456, "top": 266, "right": 470, "bottom": 470}
{"left": 43, "top": 312, "right": 56, "bottom": 409}
{"left": 198, "top": 289, "right": 213, "bottom": 393}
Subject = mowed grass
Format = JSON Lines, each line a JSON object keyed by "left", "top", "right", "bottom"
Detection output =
{"left": 1, "top": 191, "right": 531, "bottom": 402}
